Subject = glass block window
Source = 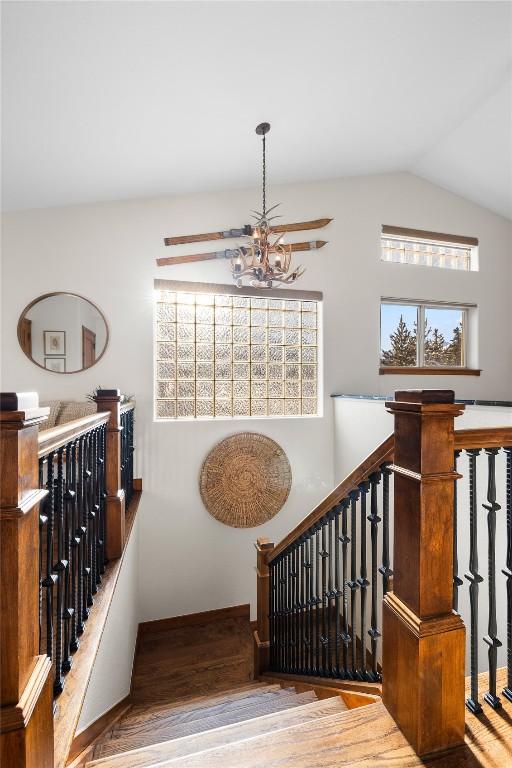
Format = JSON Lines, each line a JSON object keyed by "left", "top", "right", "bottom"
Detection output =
{"left": 155, "top": 284, "right": 320, "bottom": 420}
{"left": 381, "top": 226, "right": 478, "bottom": 271}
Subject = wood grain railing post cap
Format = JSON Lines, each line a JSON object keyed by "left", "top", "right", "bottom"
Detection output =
{"left": 393, "top": 389, "right": 455, "bottom": 404}
{"left": 95, "top": 389, "right": 121, "bottom": 400}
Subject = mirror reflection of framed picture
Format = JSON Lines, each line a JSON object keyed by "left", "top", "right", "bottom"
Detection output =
{"left": 44, "top": 330, "right": 66, "bottom": 355}
{"left": 45, "top": 357, "right": 66, "bottom": 373}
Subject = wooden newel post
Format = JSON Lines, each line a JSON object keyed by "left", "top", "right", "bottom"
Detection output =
{"left": 383, "top": 389, "right": 465, "bottom": 756}
{"left": 254, "top": 537, "right": 274, "bottom": 677}
{"left": 0, "top": 393, "right": 54, "bottom": 768}
{"left": 95, "top": 390, "right": 125, "bottom": 560}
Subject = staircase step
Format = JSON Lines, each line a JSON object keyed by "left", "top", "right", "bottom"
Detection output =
{"left": 85, "top": 697, "right": 348, "bottom": 768}
{"left": 94, "top": 690, "right": 319, "bottom": 758}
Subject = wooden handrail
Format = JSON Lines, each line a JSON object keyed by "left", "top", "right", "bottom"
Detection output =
{"left": 37, "top": 411, "right": 110, "bottom": 458}
{"left": 454, "top": 426, "right": 512, "bottom": 450}
{"left": 268, "top": 434, "right": 394, "bottom": 563}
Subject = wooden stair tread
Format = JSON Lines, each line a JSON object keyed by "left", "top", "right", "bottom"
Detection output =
{"left": 95, "top": 690, "right": 320, "bottom": 757}
{"left": 84, "top": 697, "right": 348, "bottom": 768}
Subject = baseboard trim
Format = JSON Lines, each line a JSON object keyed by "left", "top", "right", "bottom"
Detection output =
{"left": 67, "top": 696, "right": 130, "bottom": 765}
{"left": 139, "top": 603, "right": 251, "bottom": 636}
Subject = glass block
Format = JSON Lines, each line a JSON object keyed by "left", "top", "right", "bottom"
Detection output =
{"left": 196, "top": 344, "right": 214, "bottom": 361}
{"left": 156, "top": 399, "right": 176, "bottom": 418}
{"left": 285, "top": 399, "right": 301, "bottom": 416}
{"left": 177, "top": 362, "right": 194, "bottom": 379}
{"left": 215, "top": 400, "right": 232, "bottom": 417}
{"left": 269, "top": 399, "right": 284, "bottom": 416}
{"left": 233, "top": 399, "right": 250, "bottom": 416}
{"left": 215, "top": 325, "right": 232, "bottom": 344}
{"left": 177, "top": 343, "right": 194, "bottom": 361}
{"left": 285, "top": 381, "right": 301, "bottom": 398}
{"left": 285, "top": 347, "right": 300, "bottom": 363}
{"left": 177, "top": 381, "right": 195, "bottom": 399}
{"left": 156, "top": 381, "right": 176, "bottom": 399}
{"left": 302, "top": 329, "right": 317, "bottom": 345}
{"left": 215, "top": 307, "right": 232, "bottom": 325}
{"left": 157, "top": 322, "right": 176, "bottom": 342}
{"left": 157, "top": 290, "right": 176, "bottom": 304}
{"left": 196, "top": 305, "right": 214, "bottom": 324}
{"left": 215, "top": 362, "right": 231, "bottom": 380}
{"left": 268, "top": 327, "right": 284, "bottom": 345}
{"left": 302, "top": 364, "right": 316, "bottom": 380}
{"left": 283, "top": 328, "right": 299, "bottom": 346}
{"left": 302, "top": 301, "right": 316, "bottom": 312}
{"left": 302, "top": 398, "right": 317, "bottom": 415}
{"left": 268, "top": 380, "right": 283, "bottom": 398}
{"left": 250, "top": 297, "right": 268, "bottom": 310}
{"left": 302, "top": 380, "right": 317, "bottom": 397}
{"left": 251, "top": 345, "right": 266, "bottom": 362}
{"left": 177, "top": 400, "right": 195, "bottom": 418}
{"left": 233, "top": 380, "right": 250, "bottom": 398}
{"left": 196, "top": 362, "right": 214, "bottom": 380}
{"left": 156, "top": 303, "right": 176, "bottom": 322}
{"left": 196, "top": 293, "right": 214, "bottom": 305}
{"left": 215, "top": 344, "right": 232, "bottom": 361}
{"left": 233, "top": 296, "right": 250, "bottom": 308}
{"left": 250, "top": 309, "right": 267, "bottom": 326}
{"left": 178, "top": 292, "right": 195, "bottom": 304}
{"left": 268, "top": 310, "right": 283, "bottom": 327}
{"left": 215, "top": 381, "right": 232, "bottom": 399}
{"left": 284, "top": 299, "right": 301, "bottom": 311}
{"left": 233, "top": 308, "right": 250, "bottom": 326}
{"left": 157, "top": 361, "right": 176, "bottom": 380}
{"left": 251, "top": 326, "right": 267, "bottom": 345}
{"left": 233, "top": 345, "right": 250, "bottom": 362}
{"left": 268, "top": 364, "right": 283, "bottom": 380}
{"left": 251, "top": 399, "right": 267, "bottom": 416}
{"left": 177, "top": 304, "right": 195, "bottom": 323}
{"left": 269, "top": 346, "right": 284, "bottom": 363}
{"left": 269, "top": 298, "right": 283, "bottom": 310}
{"left": 196, "top": 400, "right": 214, "bottom": 417}
{"left": 233, "top": 326, "right": 250, "bottom": 344}
{"left": 233, "top": 363, "right": 249, "bottom": 380}
{"left": 177, "top": 324, "right": 195, "bottom": 342}
{"left": 197, "top": 381, "right": 214, "bottom": 399}
{"left": 284, "top": 311, "right": 301, "bottom": 328}
{"left": 302, "top": 347, "right": 317, "bottom": 363}
{"left": 251, "top": 382, "right": 267, "bottom": 399}
{"left": 157, "top": 342, "right": 176, "bottom": 360}
{"left": 215, "top": 295, "right": 232, "bottom": 307}
{"left": 301, "top": 312, "right": 317, "bottom": 329}
{"left": 251, "top": 363, "right": 267, "bottom": 380}
{"left": 196, "top": 324, "right": 214, "bottom": 343}
{"left": 285, "top": 364, "right": 300, "bottom": 380}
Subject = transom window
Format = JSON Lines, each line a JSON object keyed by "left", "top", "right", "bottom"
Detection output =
{"left": 381, "top": 225, "right": 478, "bottom": 271}
{"left": 154, "top": 280, "right": 321, "bottom": 420}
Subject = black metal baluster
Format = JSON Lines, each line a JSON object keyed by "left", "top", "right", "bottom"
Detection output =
{"left": 368, "top": 472, "right": 382, "bottom": 682}
{"left": 326, "top": 512, "right": 335, "bottom": 676}
{"left": 280, "top": 554, "right": 286, "bottom": 671}
{"left": 319, "top": 518, "right": 329, "bottom": 675}
{"left": 53, "top": 447, "right": 66, "bottom": 695}
{"left": 483, "top": 448, "right": 502, "bottom": 709}
{"left": 98, "top": 424, "right": 107, "bottom": 573}
{"left": 294, "top": 542, "right": 300, "bottom": 673}
{"left": 38, "top": 459, "right": 48, "bottom": 655}
{"left": 358, "top": 481, "right": 370, "bottom": 681}
{"left": 333, "top": 504, "right": 342, "bottom": 676}
{"left": 452, "top": 451, "right": 463, "bottom": 612}
{"left": 379, "top": 463, "right": 393, "bottom": 596}
{"left": 314, "top": 524, "right": 321, "bottom": 674}
{"left": 340, "top": 498, "right": 351, "bottom": 676}
{"left": 42, "top": 452, "right": 57, "bottom": 664}
{"left": 77, "top": 436, "right": 88, "bottom": 634}
{"left": 85, "top": 432, "right": 94, "bottom": 609}
{"left": 465, "top": 448, "right": 483, "bottom": 714}
{"left": 286, "top": 549, "right": 292, "bottom": 672}
{"left": 61, "top": 442, "right": 75, "bottom": 675}
{"left": 503, "top": 446, "right": 512, "bottom": 702}
{"left": 93, "top": 428, "right": 101, "bottom": 588}
{"left": 298, "top": 537, "right": 305, "bottom": 674}
{"left": 304, "top": 532, "right": 313, "bottom": 674}
{"left": 269, "top": 561, "right": 275, "bottom": 670}
{"left": 348, "top": 490, "right": 360, "bottom": 677}
{"left": 70, "top": 440, "right": 80, "bottom": 652}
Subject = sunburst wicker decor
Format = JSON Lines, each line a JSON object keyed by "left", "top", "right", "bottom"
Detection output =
{"left": 200, "top": 432, "right": 292, "bottom": 528}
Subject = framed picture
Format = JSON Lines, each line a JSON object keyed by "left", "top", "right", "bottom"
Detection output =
{"left": 44, "top": 357, "right": 66, "bottom": 373}
{"left": 44, "top": 330, "right": 66, "bottom": 355}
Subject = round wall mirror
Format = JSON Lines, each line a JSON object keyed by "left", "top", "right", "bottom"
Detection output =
{"left": 17, "top": 292, "right": 109, "bottom": 374}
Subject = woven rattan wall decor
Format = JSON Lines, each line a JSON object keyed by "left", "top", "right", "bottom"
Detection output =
{"left": 200, "top": 432, "right": 292, "bottom": 528}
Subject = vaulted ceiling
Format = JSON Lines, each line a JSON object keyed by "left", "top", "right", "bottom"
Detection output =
{"left": 2, "top": 1, "right": 511, "bottom": 218}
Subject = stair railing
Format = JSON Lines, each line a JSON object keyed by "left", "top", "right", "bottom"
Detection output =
{"left": 0, "top": 389, "right": 134, "bottom": 768}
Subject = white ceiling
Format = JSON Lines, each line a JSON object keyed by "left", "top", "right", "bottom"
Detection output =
{"left": 2, "top": 1, "right": 511, "bottom": 218}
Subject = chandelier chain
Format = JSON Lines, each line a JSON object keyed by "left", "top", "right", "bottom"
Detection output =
{"left": 262, "top": 133, "right": 266, "bottom": 219}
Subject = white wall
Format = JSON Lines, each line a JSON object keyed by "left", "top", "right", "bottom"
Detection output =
{"left": 1, "top": 172, "right": 511, "bottom": 630}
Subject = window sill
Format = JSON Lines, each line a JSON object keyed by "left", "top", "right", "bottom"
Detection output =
{"left": 379, "top": 366, "right": 481, "bottom": 376}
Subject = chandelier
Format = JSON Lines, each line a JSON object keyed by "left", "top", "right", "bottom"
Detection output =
{"left": 232, "top": 123, "right": 305, "bottom": 289}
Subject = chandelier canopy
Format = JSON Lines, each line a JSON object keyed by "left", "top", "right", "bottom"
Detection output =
{"left": 232, "top": 123, "right": 305, "bottom": 289}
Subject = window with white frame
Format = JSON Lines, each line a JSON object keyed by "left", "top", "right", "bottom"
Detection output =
{"left": 381, "top": 225, "right": 478, "bottom": 271}
{"left": 380, "top": 299, "right": 475, "bottom": 369}
{"left": 154, "top": 280, "right": 321, "bottom": 420}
